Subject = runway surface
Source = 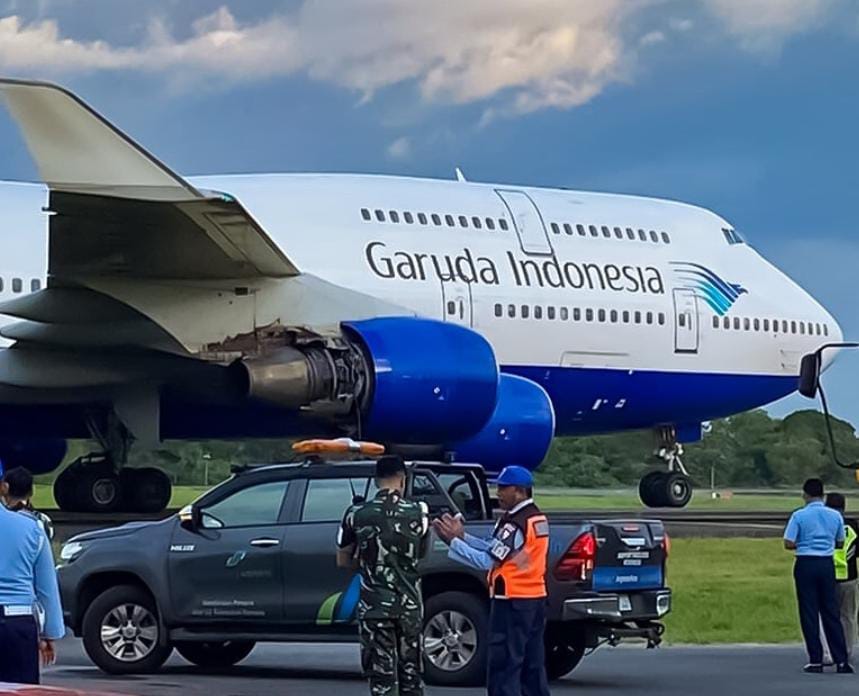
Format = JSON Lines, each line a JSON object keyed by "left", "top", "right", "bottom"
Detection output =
{"left": 42, "top": 639, "right": 855, "bottom": 696}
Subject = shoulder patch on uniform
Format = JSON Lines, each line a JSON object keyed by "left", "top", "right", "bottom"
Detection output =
{"left": 534, "top": 520, "right": 549, "bottom": 538}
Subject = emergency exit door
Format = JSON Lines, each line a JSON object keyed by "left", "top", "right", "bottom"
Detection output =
{"left": 442, "top": 280, "right": 473, "bottom": 328}
{"left": 673, "top": 289, "right": 699, "bottom": 354}
{"left": 495, "top": 190, "right": 553, "bottom": 256}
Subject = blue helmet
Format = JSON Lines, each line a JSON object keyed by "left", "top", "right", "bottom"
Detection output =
{"left": 496, "top": 465, "right": 533, "bottom": 488}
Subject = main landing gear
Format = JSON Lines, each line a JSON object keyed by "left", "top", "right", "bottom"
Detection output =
{"left": 638, "top": 427, "right": 693, "bottom": 508}
{"left": 53, "top": 415, "right": 172, "bottom": 514}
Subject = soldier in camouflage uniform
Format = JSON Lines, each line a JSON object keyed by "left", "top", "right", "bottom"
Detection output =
{"left": 337, "top": 455, "right": 430, "bottom": 696}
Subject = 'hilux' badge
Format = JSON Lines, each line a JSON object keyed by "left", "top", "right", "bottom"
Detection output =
{"left": 170, "top": 544, "right": 195, "bottom": 552}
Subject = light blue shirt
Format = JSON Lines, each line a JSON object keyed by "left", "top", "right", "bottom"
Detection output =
{"left": 784, "top": 500, "right": 845, "bottom": 557}
{"left": 0, "top": 505, "right": 64, "bottom": 638}
{"left": 448, "top": 500, "right": 530, "bottom": 571}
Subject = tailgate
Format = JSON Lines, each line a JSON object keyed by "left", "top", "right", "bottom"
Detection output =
{"left": 592, "top": 520, "right": 667, "bottom": 592}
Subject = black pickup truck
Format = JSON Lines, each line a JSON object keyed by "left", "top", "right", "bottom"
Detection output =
{"left": 57, "top": 459, "right": 672, "bottom": 686}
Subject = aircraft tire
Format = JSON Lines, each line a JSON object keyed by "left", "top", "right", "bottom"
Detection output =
{"left": 661, "top": 472, "right": 693, "bottom": 508}
{"left": 53, "top": 465, "right": 81, "bottom": 512}
{"left": 638, "top": 471, "right": 665, "bottom": 508}
{"left": 124, "top": 468, "right": 172, "bottom": 513}
{"left": 75, "top": 465, "right": 122, "bottom": 513}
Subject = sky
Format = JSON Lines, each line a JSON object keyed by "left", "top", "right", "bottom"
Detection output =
{"left": 0, "top": 0, "right": 856, "bottom": 426}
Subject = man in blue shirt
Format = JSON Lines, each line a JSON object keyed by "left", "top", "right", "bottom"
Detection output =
{"left": 0, "top": 468, "right": 65, "bottom": 684}
{"left": 784, "top": 478, "right": 851, "bottom": 673}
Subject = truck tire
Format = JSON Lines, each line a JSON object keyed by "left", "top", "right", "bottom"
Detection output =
{"left": 544, "top": 623, "right": 586, "bottom": 681}
{"left": 175, "top": 641, "right": 256, "bottom": 669}
{"left": 82, "top": 584, "right": 172, "bottom": 674}
{"left": 423, "top": 591, "right": 488, "bottom": 687}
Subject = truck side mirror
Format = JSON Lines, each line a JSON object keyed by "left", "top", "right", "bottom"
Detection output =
{"left": 178, "top": 504, "right": 202, "bottom": 531}
{"left": 798, "top": 353, "right": 820, "bottom": 398}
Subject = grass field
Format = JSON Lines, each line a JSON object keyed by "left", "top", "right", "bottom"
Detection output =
{"left": 664, "top": 538, "right": 801, "bottom": 643}
{"left": 32, "top": 485, "right": 209, "bottom": 510}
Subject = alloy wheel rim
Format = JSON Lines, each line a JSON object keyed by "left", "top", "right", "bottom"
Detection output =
{"left": 423, "top": 610, "right": 477, "bottom": 672}
{"left": 101, "top": 603, "right": 158, "bottom": 662}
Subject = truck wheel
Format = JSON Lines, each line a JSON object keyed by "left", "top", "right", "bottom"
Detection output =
{"left": 82, "top": 585, "right": 172, "bottom": 674}
{"left": 423, "top": 591, "right": 488, "bottom": 687}
{"left": 175, "top": 641, "right": 256, "bottom": 669}
{"left": 545, "top": 623, "right": 586, "bottom": 681}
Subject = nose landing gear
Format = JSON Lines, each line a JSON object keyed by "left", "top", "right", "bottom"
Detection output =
{"left": 638, "top": 427, "right": 693, "bottom": 508}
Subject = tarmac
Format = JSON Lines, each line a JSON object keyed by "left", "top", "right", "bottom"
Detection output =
{"left": 42, "top": 638, "right": 856, "bottom": 696}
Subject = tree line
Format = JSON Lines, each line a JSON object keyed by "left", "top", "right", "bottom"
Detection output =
{"left": 51, "top": 409, "right": 859, "bottom": 489}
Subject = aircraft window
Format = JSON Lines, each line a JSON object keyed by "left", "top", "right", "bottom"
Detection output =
{"left": 753, "top": 318, "right": 760, "bottom": 331}
{"left": 622, "top": 310, "right": 630, "bottom": 323}
{"left": 499, "top": 219, "right": 509, "bottom": 231}
{"left": 458, "top": 215, "right": 468, "bottom": 227}
{"left": 564, "top": 223, "right": 573, "bottom": 236}
{"left": 743, "top": 318, "right": 750, "bottom": 331}
{"left": 598, "top": 309, "right": 606, "bottom": 322}
{"left": 824, "top": 325, "right": 829, "bottom": 337}
{"left": 375, "top": 209, "right": 385, "bottom": 222}
{"left": 576, "top": 224, "right": 586, "bottom": 236}
{"left": 521, "top": 305, "right": 530, "bottom": 319}
{"left": 486, "top": 218, "right": 495, "bottom": 230}
{"left": 447, "top": 301, "right": 456, "bottom": 316}
{"left": 0, "top": 278, "right": 3, "bottom": 292}
{"left": 534, "top": 306, "right": 543, "bottom": 320}
{"left": 508, "top": 304, "right": 516, "bottom": 318}
{"left": 808, "top": 322, "right": 814, "bottom": 335}
{"left": 679, "top": 313, "right": 686, "bottom": 327}
{"left": 586, "top": 309, "right": 594, "bottom": 322}
{"left": 661, "top": 232, "right": 671, "bottom": 244}
{"left": 816, "top": 323, "right": 822, "bottom": 336}
{"left": 573, "top": 308, "right": 581, "bottom": 321}
{"left": 645, "top": 312, "right": 653, "bottom": 325}
{"left": 405, "top": 212, "right": 415, "bottom": 224}
{"left": 389, "top": 211, "right": 400, "bottom": 223}
{"left": 638, "top": 229, "right": 647, "bottom": 241}
{"left": 494, "top": 303, "right": 502, "bottom": 317}
{"left": 551, "top": 222, "right": 560, "bottom": 235}
{"left": 12, "top": 278, "right": 22, "bottom": 294}
{"left": 472, "top": 217, "right": 482, "bottom": 229}
{"left": 659, "top": 312, "right": 666, "bottom": 325}
{"left": 791, "top": 321, "right": 797, "bottom": 334}
{"left": 772, "top": 319, "right": 778, "bottom": 332}
{"left": 733, "top": 317, "right": 741, "bottom": 330}
{"left": 30, "top": 279, "right": 40, "bottom": 292}
{"left": 781, "top": 320, "right": 787, "bottom": 333}
{"left": 649, "top": 231, "right": 658, "bottom": 243}
{"left": 799, "top": 322, "right": 806, "bottom": 335}
{"left": 431, "top": 214, "right": 441, "bottom": 225}
{"left": 763, "top": 319, "right": 770, "bottom": 332}
{"left": 560, "top": 307, "right": 569, "bottom": 320}
{"left": 713, "top": 316, "right": 720, "bottom": 329}
{"left": 445, "top": 215, "right": 455, "bottom": 227}
{"left": 723, "top": 316, "right": 730, "bottom": 329}
{"left": 626, "top": 228, "right": 635, "bottom": 240}
{"left": 634, "top": 311, "right": 642, "bottom": 324}
{"left": 601, "top": 226, "right": 611, "bottom": 238}
{"left": 588, "top": 225, "right": 598, "bottom": 237}
{"left": 417, "top": 213, "right": 427, "bottom": 225}
{"left": 610, "top": 309, "right": 618, "bottom": 323}
{"left": 614, "top": 227, "right": 623, "bottom": 239}
{"left": 361, "top": 208, "right": 371, "bottom": 221}
{"left": 548, "top": 306, "right": 556, "bottom": 320}
{"left": 722, "top": 228, "right": 732, "bottom": 244}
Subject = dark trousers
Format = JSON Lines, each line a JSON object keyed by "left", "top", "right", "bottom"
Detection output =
{"left": 794, "top": 556, "right": 848, "bottom": 665}
{"left": 488, "top": 599, "right": 550, "bottom": 696}
{"left": 0, "top": 615, "right": 39, "bottom": 684}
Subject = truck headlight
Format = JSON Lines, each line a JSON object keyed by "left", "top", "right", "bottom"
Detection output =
{"left": 59, "top": 541, "right": 88, "bottom": 564}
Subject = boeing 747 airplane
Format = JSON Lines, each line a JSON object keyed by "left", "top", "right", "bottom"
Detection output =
{"left": 0, "top": 79, "right": 841, "bottom": 512}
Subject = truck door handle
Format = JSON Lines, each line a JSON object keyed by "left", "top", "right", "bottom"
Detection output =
{"left": 250, "top": 538, "right": 280, "bottom": 548}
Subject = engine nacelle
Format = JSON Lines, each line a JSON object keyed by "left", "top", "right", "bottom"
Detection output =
{"left": 235, "top": 316, "right": 500, "bottom": 445}
{"left": 344, "top": 317, "right": 499, "bottom": 443}
{"left": 0, "top": 438, "right": 68, "bottom": 475}
{"left": 446, "top": 374, "right": 555, "bottom": 475}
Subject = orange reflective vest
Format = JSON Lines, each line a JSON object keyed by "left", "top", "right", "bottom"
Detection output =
{"left": 487, "top": 503, "right": 549, "bottom": 599}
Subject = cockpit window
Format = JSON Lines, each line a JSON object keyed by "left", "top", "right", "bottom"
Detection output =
{"left": 722, "top": 227, "right": 745, "bottom": 245}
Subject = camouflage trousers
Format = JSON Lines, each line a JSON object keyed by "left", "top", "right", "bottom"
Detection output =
{"left": 359, "top": 613, "right": 423, "bottom": 696}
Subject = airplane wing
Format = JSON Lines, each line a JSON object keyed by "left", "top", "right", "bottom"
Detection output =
{"left": 0, "top": 79, "right": 298, "bottom": 279}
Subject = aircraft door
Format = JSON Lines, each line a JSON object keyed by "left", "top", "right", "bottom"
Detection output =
{"left": 673, "top": 289, "right": 699, "bottom": 354}
{"left": 495, "top": 190, "right": 553, "bottom": 256}
{"left": 441, "top": 280, "right": 474, "bottom": 328}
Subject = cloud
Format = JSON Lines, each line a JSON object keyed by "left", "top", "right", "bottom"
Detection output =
{"left": 702, "top": 0, "right": 840, "bottom": 51}
{"left": 386, "top": 136, "right": 411, "bottom": 159}
{"left": 0, "top": 0, "right": 850, "bottom": 116}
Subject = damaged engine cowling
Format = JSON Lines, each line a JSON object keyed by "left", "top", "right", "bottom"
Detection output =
{"left": 234, "top": 317, "right": 500, "bottom": 444}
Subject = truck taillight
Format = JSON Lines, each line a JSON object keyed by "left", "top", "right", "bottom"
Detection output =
{"left": 554, "top": 531, "right": 596, "bottom": 582}
{"left": 662, "top": 532, "right": 671, "bottom": 558}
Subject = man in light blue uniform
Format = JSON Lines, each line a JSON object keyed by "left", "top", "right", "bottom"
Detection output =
{"left": 0, "top": 473, "right": 65, "bottom": 684}
{"left": 784, "top": 477, "right": 851, "bottom": 674}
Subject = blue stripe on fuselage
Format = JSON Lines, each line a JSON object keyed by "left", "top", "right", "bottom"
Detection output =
{"left": 502, "top": 365, "right": 797, "bottom": 436}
